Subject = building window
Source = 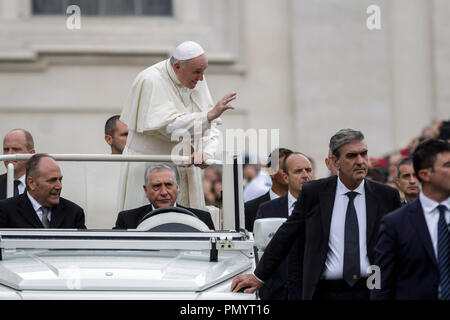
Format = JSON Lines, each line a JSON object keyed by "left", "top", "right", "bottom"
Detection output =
{"left": 32, "top": 0, "right": 172, "bottom": 16}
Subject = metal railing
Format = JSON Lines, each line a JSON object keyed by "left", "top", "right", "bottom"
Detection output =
{"left": 0, "top": 152, "right": 244, "bottom": 231}
{"left": 0, "top": 229, "right": 253, "bottom": 262}
{"left": 0, "top": 229, "right": 250, "bottom": 251}
{"left": 0, "top": 153, "right": 222, "bottom": 198}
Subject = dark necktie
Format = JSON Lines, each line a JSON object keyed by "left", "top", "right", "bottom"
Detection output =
{"left": 437, "top": 205, "right": 449, "bottom": 300}
{"left": 41, "top": 206, "right": 50, "bottom": 228}
{"left": 13, "top": 180, "right": 20, "bottom": 197}
{"left": 343, "top": 191, "right": 360, "bottom": 287}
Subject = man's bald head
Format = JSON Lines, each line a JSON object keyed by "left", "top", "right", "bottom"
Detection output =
{"left": 3, "top": 129, "right": 34, "bottom": 150}
{"left": 282, "top": 152, "right": 313, "bottom": 198}
{"left": 25, "top": 154, "right": 63, "bottom": 208}
{"left": 3, "top": 129, "right": 36, "bottom": 179}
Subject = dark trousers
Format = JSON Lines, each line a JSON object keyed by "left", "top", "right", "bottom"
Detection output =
{"left": 312, "top": 278, "right": 370, "bottom": 300}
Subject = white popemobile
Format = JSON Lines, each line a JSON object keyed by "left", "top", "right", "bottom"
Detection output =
{"left": 0, "top": 154, "right": 281, "bottom": 300}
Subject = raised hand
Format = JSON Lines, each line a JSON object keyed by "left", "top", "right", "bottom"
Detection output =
{"left": 207, "top": 92, "right": 237, "bottom": 122}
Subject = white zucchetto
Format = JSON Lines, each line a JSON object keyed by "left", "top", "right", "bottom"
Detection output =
{"left": 172, "top": 41, "right": 205, "bottom": 61}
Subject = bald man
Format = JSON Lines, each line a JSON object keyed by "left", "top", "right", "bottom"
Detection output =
{"left": 0, "top": 129, "right": 36, "bottom": 200}
{"left": 254, "top": 152, "right": 313, "bottom": 300}
{"left": 118, "top": 41, "right": 236, "bottom": 211}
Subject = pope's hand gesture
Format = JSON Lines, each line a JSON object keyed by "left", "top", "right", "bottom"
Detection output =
{"left": 207, "top": 92, "right": 236, "bottom": 122}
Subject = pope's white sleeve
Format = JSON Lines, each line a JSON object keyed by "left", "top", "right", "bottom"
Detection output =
{"left": 201, "top": 123, "right": 221, "bottom": 158}
{"left": 166, "top": 111, "right": 211, "bottom": 137}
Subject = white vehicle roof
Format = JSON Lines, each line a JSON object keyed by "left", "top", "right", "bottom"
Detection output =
{"left": 0, "top": 230, "right": 254, "bottom": 293}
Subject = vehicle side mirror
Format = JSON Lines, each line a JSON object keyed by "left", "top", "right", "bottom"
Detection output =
{"left": 253, "top": 218, "right": 287, "bottom": 251}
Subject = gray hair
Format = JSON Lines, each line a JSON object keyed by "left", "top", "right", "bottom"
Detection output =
{"left": 169, "top": 56, "right": 186, "bottom": 68}
{"left": 329, "top": 129, "right": 365, "bottom": 158}
{"left": 144, "top": 163, "right": 179, "bottom": 186}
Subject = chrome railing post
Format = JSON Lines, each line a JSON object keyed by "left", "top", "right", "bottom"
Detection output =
{"left": 6, "top": 163, "right": 14, "bottom": 199}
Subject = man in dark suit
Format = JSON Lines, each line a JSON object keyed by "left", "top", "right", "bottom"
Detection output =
{"left": 244, "top": 148, "right": 292, "bottom": 231}
{"left": 0, "top": 129, "right": 36, "bottom": 200}
{"left": 231, "top": 129, "right": 401, "bottom": 300}
{"left": 371, "top": 139, "right": 450, "bottom": 300}
{"left": 255, "top": 152, "right": 313, "bottom": 300}
{"left": 114, "top": 163, "right": 215, "bottom": 230}
{"left": 0, "top": 154, "right": 86, "bottom": 229}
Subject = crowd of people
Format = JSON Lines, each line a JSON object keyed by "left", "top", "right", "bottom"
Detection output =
{"left": 202, "top": 118, "right": 450, "bottom": 210}
{"left": 202, "top": 165, "right": 223, "bottom": 207}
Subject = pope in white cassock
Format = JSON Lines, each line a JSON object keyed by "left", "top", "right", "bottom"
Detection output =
{"left": 117, "top": 41, "right": 236, "bottom": 211}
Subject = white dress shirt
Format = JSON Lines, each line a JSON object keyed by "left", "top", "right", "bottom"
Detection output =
{"left": 269, "top": 188, "right": 280, "bottom": 201}
{"left": 287, "top": 191, "right": 297, "bottom": 216}
{"left": 151, "top": 203, "right": 177, "bottom": 211}
{"left": 26, "top": 192, "right": 52, "bottom": 224}
{"left": 243, "top": 169, "right": 272, "bottom": 202}
{"left": 322, "top": 178, "right": 370, "bottom": 279}
{"left": 419, "top": 192, "right": 450, "bottom": 258}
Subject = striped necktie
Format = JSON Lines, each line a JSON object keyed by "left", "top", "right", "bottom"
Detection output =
{"left": 343, "top": 191, "right": 360, "bottom": 287}
{"left": 13, "top": 180, "right": 20, "bottom": 197}
{"left": 41, "top": 206, "right": 50, "bottom": 229}
{"left": 437, "top": 204, "right": 449, "bottom": 300}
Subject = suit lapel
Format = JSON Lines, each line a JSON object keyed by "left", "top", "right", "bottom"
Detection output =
{"left": 280, "top": 196, "right": 288, "bottom": 218}
{"left": 49, "top": 201, "right": 65, "bottom": 228}
{"left": 18, "top": 194, "right": 44, "bottom": 228}
{"left": 364, "top": 180, "right": 379, "bottom": 246}
{"left": 0, "top": 174, "right": 6, "bottom": 199}
{"left": 409, "top": 199, "right": 438, "bottom": 268}
{"left": 320, "top": 176, "right": 337, "bottom": 243}
{"left": 139, "top": 204, "right": 156, "bottom": 219}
